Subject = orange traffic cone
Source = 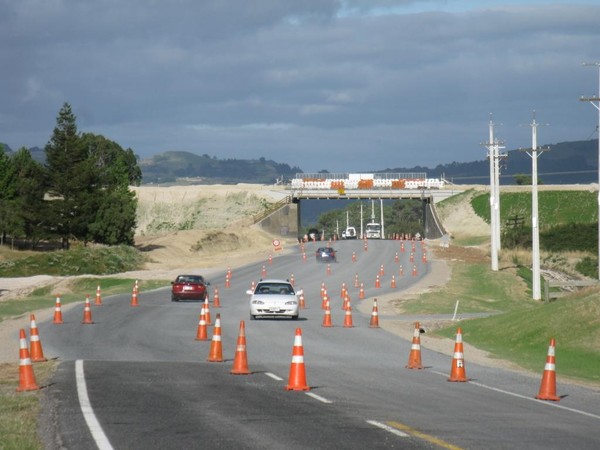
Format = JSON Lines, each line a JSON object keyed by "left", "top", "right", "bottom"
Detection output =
{"left": 536, "top": 338, "right": 560, "bottom": 401}
{"left": 391, "top": 275, "right": 396, "bottom": 288}
{"left": 94, "top": 285, "right": 102, "bottom": 306}
{"left": 406, "top": 322, "right": 424, "bottom": 369}
{"left": 302, "top": 252, "right": 307, "bottom": 262}
{"left": 130, "top": 285, "right": 139, "bottom": 307}
{"left": 412, "top": 265, "right": 418, "bottom": 277}
{"left": 369, "top": 298, "right": 380, "bottom": 328}
{"left": 261, "top": 265, "right": 267, "bottom": 278}
{"left": 213, "top": 286, "right": 221, "bottom": 308}
{"left": 343, "top": 305, "right": 354, "bottom": 328}
{"left": 395, "top": 252, "right": 399, "bottom": 263}
{"left": 422, "top": 252, "right": 427, "bottom": 263}
{"left": 375, "top": 275, "right": 381, "bottom": 289}
{"left": 231, "top": 321, "right": 251, "bottom": 375}
{"left": 352, "top": 251, "right": 357, "bottom": 262}
{"left": 401, "top": 242, "right": 405, "bottom": 253}
{"left": 29, "top": 314, "right": 47, "bottom": 363}
{"left": 364, "top": 240, "right": 368, "bottom": 252}
{"left": 326, "top": 264, "right": 332, "bottom": 275}
{"left": 448, "top": 327, "right": 468, "bottom": 382}
{"left": 399, "top": 265, "right": 404, "bottom": 277}
{"left": 354, "top": 273, "right": 359, "bottom": 288}
{"left": 53, "top": 295, "right": 64, "bottom": 324}
{"left": 195, "top": 312, "right": 208, "bottom": 341}
{"left": 340, "top": 282, "right": 346, "bottom": 298}
{"left": 299, "top": 293, "right": 306, "bottom": 309}
{"left": 322, "top": 300, "right": 333, "bottom": 327}
{"left": 321, "top": 291, "right": 329, "bottom": 310}
{"left": 16, "top": 329, "right": 39, "bottom": 392}
{"left": 82, "top": 295, "right": 94, "bottom": 324}
{"left": 203, "top": 297, "right": 212, "bottom": 325}
{"left": 207, "top": 314, "right": 224, "bottom": 362}
{"left": 290, "top": 274, "right": 295, "bottom": 286}
{"left": 379, "top": 264, "right": 385, "bottom": 276}
{"left": 285, "top": 328, "right": 310, "bottom": 391}
{"left": 359, "top": 283, "right": 365, "bottom": 300}
{"left": 225, "top": 274, "right": 231, "bottom": 288}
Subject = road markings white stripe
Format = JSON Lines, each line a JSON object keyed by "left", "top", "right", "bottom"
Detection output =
{"left": 366, "top": 420, "right": 409, "bottom": 437}
{"left": 75, "top": 360, "right": 114, "bottom": 450}
{"left": 430, "top": 369, "right": 600, "bottom": 420}
{"left": 305, "top": 392, "right": 333, "bottom": 404}
{"left": 264, "top": 372, "right": 283, "bottom": 381}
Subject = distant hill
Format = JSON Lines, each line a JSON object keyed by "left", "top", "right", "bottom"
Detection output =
{"left": 0, "top": 143, "right": 46, "bottom": 164}
{"left": 2, "top": 139, "right": 597, "bottom": 185}
{"left": 139, "top": 151, "right": 302, "bottom": 184}
{"left": 380, "top": 139, "right": 598, "bottom": 185}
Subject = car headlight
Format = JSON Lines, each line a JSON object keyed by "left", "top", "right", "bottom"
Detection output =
{"left": 251, "top": 299, "right": 264, "bottom": 305}
{"left": 285, "top": 300, "right": 298, "bottom": 305}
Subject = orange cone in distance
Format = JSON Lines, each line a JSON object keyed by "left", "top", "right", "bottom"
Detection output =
{"left": 94, "top": 285, "right": 102, "bottom": 306}
{"left": 406, "top": 322, "right": 424, "bottom": 369}
{"left": 285, "top": 328, "right": 310, "bottom": 391}
{"left": 412, "top": 265, "right": 418, "bottom": 277}
{"left": 536, "top": 338, "right": 560, "bottom": 401}
{"left": 225, "top": 274, "right": 231, "bottom": 288}
{"left": 231, "top": 320, "right": 251, "bottom": 375}
{"left": 29, "top": 314, "right": 47, "bottom": 363}
{"left": 369, "top": 298, "right": 380, "bottom": 328}
{"left": 321, "top": 290, "right": 329, "bottom": 310}
{"left": 354, "top": 273, "right": 359, "bottom": 288}
{"left": 53, "top": 295, "right": 64, "bottom": 324}
{"left": 82, "top": 295, "right": 94, "bottom": 324}
{"left": 208, "top": 314, "right": 224, "bottom": 362}
{"left": 399, "top": 265, "right": 404, "bottom": 277}
{"left": 352, "top": 251, "right": 357, "bottom": 262}
{"left": 375, "top": 275, "right": 381, "bottom": 289}
{"left": 16, "top": 329, "right": 40, "bottom": 392}
{"left": 343, "top": 305, "right": 354, "bottom": 328}
{"left": 195, "top": 312, "right": 208, "bottom": 341}
{"left": 391, "top": 275, "right": 396, "bottom": 288}
{"left": 322, "top": 300, "right": 333, "bottom": 327}
{"left": 359, "top": 283, "right": 365, "bottom": 300}
{"left": 299, "top": 293, "right": 306, "bottom": 309}
{"left": 379, "top": 264, "right": 385, "bottom": 276}
{"left": 130, "top": 285, "right": 139, "bottom": 307}
{"left": 213, "top": 286, "right": 221, "bottom": 308}
{"left": 448, "top": 327, "right": 468, "bottom": 382}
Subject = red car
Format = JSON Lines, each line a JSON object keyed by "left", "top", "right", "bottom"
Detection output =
{"left": 171, "top": 275, "right": 210, "bottom": 302}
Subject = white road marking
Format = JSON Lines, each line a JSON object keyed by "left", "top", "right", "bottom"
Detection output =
{"left": 430, "top": 370, "right": 600, "bottom": 420}
{"left": 305, "top": 392, "right": 333, "bottom": 404}
{"left": 264, "top": 372, "right": 283, "bottom": 381}
{"left": 76, "top": 360, "right": 114, "bottom": 450}
{"left": 366, "top": 420, "right": 409, "bottom": 437}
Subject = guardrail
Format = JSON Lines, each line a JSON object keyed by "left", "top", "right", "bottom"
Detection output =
{"left": 543, "top": 279, "right": 599, "bottom": 303}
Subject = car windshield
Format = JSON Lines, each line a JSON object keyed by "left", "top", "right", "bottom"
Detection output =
{"left": 256, "top": 283, "right": 294, "bottom": 295}
{"left": 176, "top": 276, "right": 205, "bottom": 284}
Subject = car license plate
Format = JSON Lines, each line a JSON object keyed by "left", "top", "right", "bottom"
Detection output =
{"left": 183, "top": 286, "right": 193, "bottom": 291}
{"left": 269, "top": 307, "right": 280, "bottom": 312}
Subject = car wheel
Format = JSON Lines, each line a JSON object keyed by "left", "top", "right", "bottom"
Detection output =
{"left": 171, "top": 295, "right": 178, "bottom": 302}
{"left": 250, "top": 314, "right": 256, "bottom": 320}
{"left": 291, "top": 315, "right": 299, "bottom": 320}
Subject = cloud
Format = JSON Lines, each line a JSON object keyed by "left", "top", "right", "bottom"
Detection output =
{"left": 1, "top": 1, "right": 599, "bottom": 173}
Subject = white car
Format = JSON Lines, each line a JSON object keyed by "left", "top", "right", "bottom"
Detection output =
{"left": 248, "top": 279, "right": 302, "bottom": 320}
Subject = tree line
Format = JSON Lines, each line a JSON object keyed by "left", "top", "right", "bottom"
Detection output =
{"left": 0, "top": 103, "right": 141, "bottom": 249}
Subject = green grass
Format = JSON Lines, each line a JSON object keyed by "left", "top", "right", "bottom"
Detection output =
{"left": 0, "top": 278, "right": 169, "bottom": 323}
{"left": 471, "top": 191, "right": 597, "bottom": 226}
{"left": 414, "top": 259, "right": 600, "bottom": 383}
{"left": 0, "top": 245, "right": 145, "bottom": 277}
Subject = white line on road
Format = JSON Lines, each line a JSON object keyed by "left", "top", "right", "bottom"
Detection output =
{"left": 264, "top": 372, "right": 284, "bottom": 381}
{"left": 430, "top": 370, "right": 600, "bottom": 420}
{"left": 366, "top": 420, "right": 409, "bottom": 437}
{"left": 305, "top": 392, "right": 333, "bottom": 404}
{"left": 76, "top": 360, "right": 114, "bottom": 450}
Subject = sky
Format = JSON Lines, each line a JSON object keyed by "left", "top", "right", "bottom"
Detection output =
{"left": 2, "top": 0, "right": 600, "bottom": 174}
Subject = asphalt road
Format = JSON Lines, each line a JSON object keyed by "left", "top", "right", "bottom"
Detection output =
{"left": 38, "top": 240, "right": 600, "bottom": 449}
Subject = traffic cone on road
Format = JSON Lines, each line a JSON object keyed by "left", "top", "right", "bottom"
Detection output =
{"left": 399, "top": 265, "right": 404, "bottom": 277}
{"left": 391, "top": 275, "right": 396, "bottom": 288}
{"left": 94, "top": 285, "right": 102, "bottom": 306}
{"left": 29, "top": 314, "right": 47, "bottom": 363}
{"left": 343, "top": 305, "right": 354, "bottom": 328}
{"left": 130, "top": 284, "right": 139, "bottom": 307}
{"left": 231, "top": 321, "right": 251, "bottom": 375}
{"left": 207, "top": 314, "right": 223, "bottom": 362}
{"left": 82, "top": 295, "right": 94, "bottom": 324}
{"left": 375, "top": 275, "right": 381, "bottom": 289}
{"left": 53, "top": 295, "right": 64, "bottom": 324}
{"left": 195, "top": 312, "right": 208, "bottom": 341}
{"left": 322, "top": 301, "right": 333, "bottom": 327}
{"left": 285, "top": 328, "right": 310, "bottom": 391}
{"left": 412, "top": 265, "right": 418, "bottom": 277}
{"left": 448, "top": 327, "right": 468, "bottom": 382}
{"left": 354, "top": 273, "right": 359, "bottom": 288}
{"left": 406, "top": 322, "right": 424, "bottom": 369}
{"left": 203, "top": 297, "right": 212, "bottom": 325}
{"left": 16, "top": 329, "right": 39, "bottom": 392}
{"left": 321, "top": 290, "right": 329, "bottom": 310}
{"left": 359, "top": 283, "right": 365, "bottom": 300}
{"left": 379, "top": 264, "right": 385, "bottom": 276}
{"left": 225, "top": 274, "right": 231, "bottom": 288}
{"left": 212, "top": 286, "right": 221, "bottom": 308}
{"left": 535, "top": 338, "right": 560, "bottom": 401}
{"left": 369, "top": 299, "right": 380, "bottom": 328}
{"left": 299, "top": 293, "right": 306, "bottom": 309}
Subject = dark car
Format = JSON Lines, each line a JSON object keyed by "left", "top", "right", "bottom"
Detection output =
{"left": 315, "top": 247, "right": 336, "bottom": 263}
{"left": 171, "top": 275, "right": 210, "bottom": 302}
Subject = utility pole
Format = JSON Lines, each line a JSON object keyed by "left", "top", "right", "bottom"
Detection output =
{"left": 580, "top": 62, "right": 600, "bottom": 281}
{"left": 521, "top": 112, "right": 549, "bottom": 300}
{"left": 483, "top": 116, "right": 505, "bottom": 271}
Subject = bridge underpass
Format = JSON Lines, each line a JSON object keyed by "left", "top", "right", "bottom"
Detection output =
{"left": 256, "top": 188, "right": 457, "bottom": 240}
